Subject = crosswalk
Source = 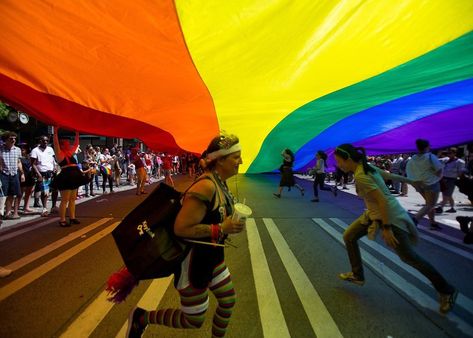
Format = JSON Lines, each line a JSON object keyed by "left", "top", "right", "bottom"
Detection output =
{"left": 261, "top": 218, "right": 342, "bottom": 338}
{"left": 313, "top": 218, "right": 473, "bottom": 334}
{"left": 247, "top": 218, "right": 290, "bottom": 338}
{"left": 1, "top": 216, "right": 472, "bottom": 337}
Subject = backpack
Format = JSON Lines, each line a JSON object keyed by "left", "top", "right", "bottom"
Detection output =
{"left": 106, "top": 177, "right": 214, "bottom": 302}
{"left": 106, "top": 182, "right": 187, "bottom": 302}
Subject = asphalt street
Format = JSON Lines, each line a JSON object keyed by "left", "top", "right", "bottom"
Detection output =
{"left": 0, "top": 174, "right": 472, "bottom": 338}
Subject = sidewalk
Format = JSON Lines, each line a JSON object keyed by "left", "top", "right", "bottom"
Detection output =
{"left": 296, "top": 174, "right": 473, "bottom": 231}
{"left": 0, "top": 175, "right": 165, "bottom": 234}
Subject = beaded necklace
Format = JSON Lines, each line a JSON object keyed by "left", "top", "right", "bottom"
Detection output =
{"left": 212, "top": 171, "right": 236, "bottom": 220}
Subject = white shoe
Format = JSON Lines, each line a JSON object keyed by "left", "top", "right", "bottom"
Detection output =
{"left": 0, "top": 266, "right": 12, "bottom": 278}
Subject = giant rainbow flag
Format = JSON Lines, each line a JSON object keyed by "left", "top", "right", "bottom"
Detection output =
{"left": 1, "top": 1, "right": 472, "bottom": 173}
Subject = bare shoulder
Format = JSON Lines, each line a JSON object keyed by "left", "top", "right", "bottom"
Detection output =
{"left": 188, "top": 176, "right": 216, "bottom": 200}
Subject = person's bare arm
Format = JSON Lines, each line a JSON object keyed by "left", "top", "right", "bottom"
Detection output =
{"left": 53, "top": 127, "right": 60, "bottom": 155}
{"left": 72, "top": 131, "right": 79, "bottom": 153}
{"left": 31, "top": 157, "right": 42, "bottom": 181}
{"left": 174, "top": 179, "right": 244, "bottom": 238}
{"left": 17, "top": 158, "right": 25, "bottom": 182}
{"left": 376, "top": 166, "right": 423, "bottom": 190}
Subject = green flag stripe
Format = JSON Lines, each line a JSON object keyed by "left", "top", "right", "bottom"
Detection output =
{"left": 248, "top": 31, "right": 473, "bottom": 173}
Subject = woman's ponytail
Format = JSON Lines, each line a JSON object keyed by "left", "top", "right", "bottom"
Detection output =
{"left": 356, "top": 147, "right": 375, "bottom": 174}
{"left": 335, "top": 144, "right": 375, "bottom": 174}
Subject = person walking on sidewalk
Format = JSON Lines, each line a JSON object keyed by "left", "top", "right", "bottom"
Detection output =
{"left": 406, "top": 139, "right": 443, "bottom": 230}
{"left": 126, "top": 133, "right": 245, "bottom": 337}
{"left": 0, "top": 131, "right": 25, "bottom": 220}
{"left": 82, "top": 144, "right": 97, "bottom": 197}
{"left": 334, "top": 143, "right": 458, "bottom": 315}
{"left": 335, "top": 165, "right": 349, "bottom": 190}
{"left": 273, "top": 148, "right": 304, "bottom": 198}
{"left": 31, "top": 135, "right": 57, "bottom": 217}
{"left": 99, "top": 148, "right": 114, "bottom": 194}
{"left": 130, "top": 148, "right": 147, "bottom": 195}
{"left": 309, "top": 150, "right": 337, "bottom": 202}
{"left": 398, "top": 153, "right": 411, "bottom": 197}
{"left": 161, "top": 153, "right": 174, "bottom": 187}
{"left": 19, "top": 145, "right": 35, "bottom": 213}
{"left": 435, "top": 147, "right": 465, "bottom": 214}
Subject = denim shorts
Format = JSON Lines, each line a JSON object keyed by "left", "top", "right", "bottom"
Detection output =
{"left": 419, "top": 181, "right": 440, "bottom": 194}
{"left": 441, "top": 177, "right": 457, "bottom": 196}
{"left": 0, "top": 173, "right": 21, "bottom": 197}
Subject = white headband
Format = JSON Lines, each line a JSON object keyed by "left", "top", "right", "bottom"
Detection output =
{"left": 207, "top": 143, "right": 241, "bottom": 160}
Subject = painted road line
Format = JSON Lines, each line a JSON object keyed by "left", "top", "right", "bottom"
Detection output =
{"left": 6, "top": 218, "right": 113, "bottom": 271}
{"left": 60, "top": 291, "right": 114, "bottom": 338}
{"left": 0, "top": 217, "right": 58, "bottom": 242}
{"left": 60, "top": 276, "right": 173, "bottom": 338}
{"left": 0, "top": 222, "right": 119, "bottom": 303}
{"left": 115, "top": 276, "right": 174, "bottom": 337}
{"left": 313, "top": 218, "right": 473, "bottom": 335}
{"left": 247, "top": 218, "right": 290, "bottom": 338}
{"left": 263, "top": 218, "right": 343, "bottom": 338}
{"left": 417, "top": 225, "right": 473, "bottom": 253}
{"left": 329, "top": 217, "right": 473, "bottom": 318}
{"left": 331, "top": 218, "right": 473, "bottom": 261}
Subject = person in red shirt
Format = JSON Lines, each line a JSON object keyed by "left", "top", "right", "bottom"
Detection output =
{"left": 131, "top": 148, "right": 147, "bottom": 195}
{"left": 161, "top": 153, "right": 174, "bottom": 187}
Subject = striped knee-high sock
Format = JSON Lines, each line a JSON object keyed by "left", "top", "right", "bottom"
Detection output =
{"left": 144, "top": 285, "right": 208, "bottom": 329}
{"left": 210, "top": 272, "right": 236, "bottom": 337}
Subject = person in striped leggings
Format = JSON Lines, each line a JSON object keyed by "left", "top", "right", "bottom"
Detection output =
{"left": 127, "top": 133, "right": 245, "bottom": 338}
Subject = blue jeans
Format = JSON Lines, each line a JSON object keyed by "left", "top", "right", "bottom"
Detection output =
{"left": 343, "top": 215, "right": 454, "bottom": 294}
{"left": 313, "top": 173, "right": 331, "bottom": 197}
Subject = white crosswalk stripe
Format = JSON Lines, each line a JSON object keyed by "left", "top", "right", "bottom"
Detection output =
{"left": 247, "top": 218, "right": 291, "bottom": 338}
{"left": 329, "top": 217, "right": 473, "bottom": 316}
{"left": 262, "top": 218, "right": 343, "bottom": 338}
{"left": 115, "top": 276, "right": 173, "bottom": 337}
{"left": 313, "top": 217, "right": 473, "bottom": 335}
{"left": 60, "top": 291, "right": 115, "bottom": 338}
{"left": 414, "top": 226, "right": 473, "bottom": 260}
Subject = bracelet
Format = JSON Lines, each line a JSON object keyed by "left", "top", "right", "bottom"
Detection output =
{"left": 210, "top": 224, "right": 221, "bottom": 243}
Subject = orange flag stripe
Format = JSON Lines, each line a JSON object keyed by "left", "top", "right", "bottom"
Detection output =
{"left": 0, "top": 0, "right": 218, "bottom": 152}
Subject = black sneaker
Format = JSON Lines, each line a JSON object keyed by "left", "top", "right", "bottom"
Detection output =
{"left": 435, "top": 207, "right": 443, "bottom": 214}
{"left": 126, "top": 307, "right": 146, "bottom": 338}
{"left": 439, "top": 289, "right": 458, "bottom": 314}
{"left": 445, "top": 208, "right": 456, "bottom": 213}
{"left": 456, "top": 216, "right": 471, "bottom": 233}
